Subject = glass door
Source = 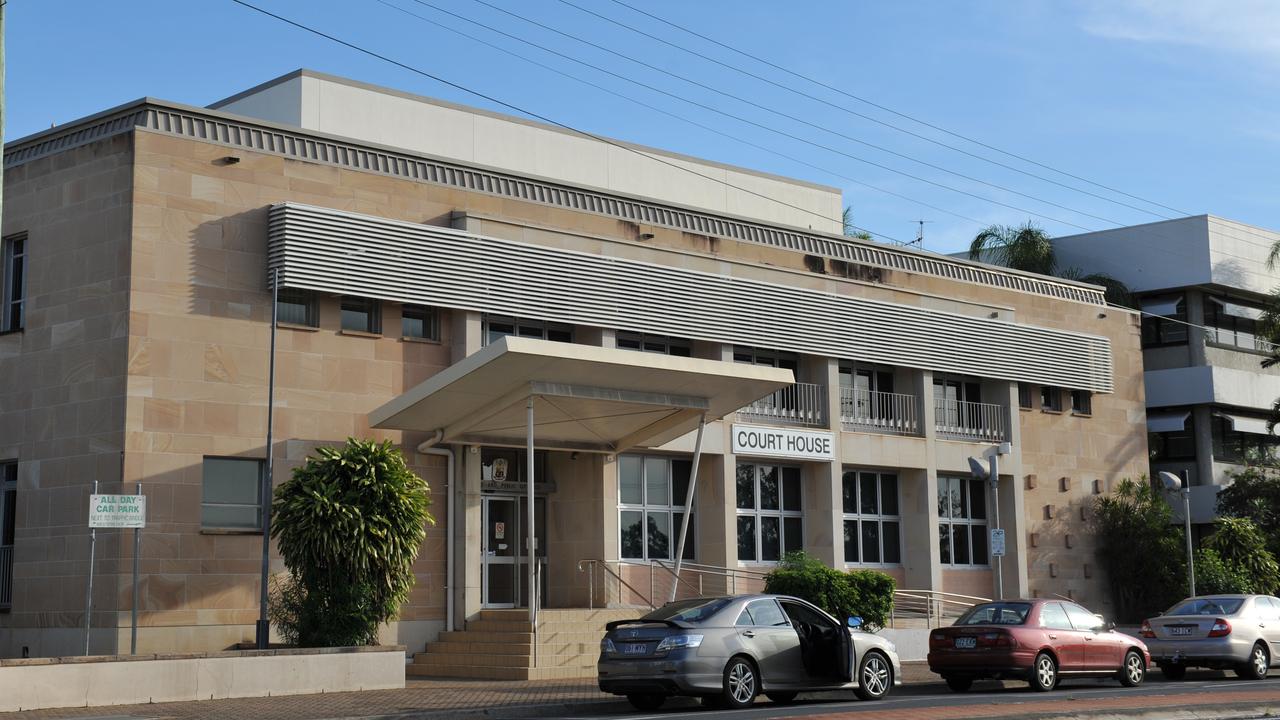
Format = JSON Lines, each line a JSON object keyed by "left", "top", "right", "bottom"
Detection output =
{"left": 481, "top": 496, "right": 517, "bottom": 608}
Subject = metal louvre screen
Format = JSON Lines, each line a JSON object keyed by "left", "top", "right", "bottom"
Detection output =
{"left": 268, "top": 203, "right": 1114, "bottom": 392}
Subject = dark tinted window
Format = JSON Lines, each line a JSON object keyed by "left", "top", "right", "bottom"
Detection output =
{"left": 643, "top": 598, "right": 731, "bottom": 624}
{"left": 1167, "top": 597, "right": 1246, "bottom": 616}
{"left": 956, "top": 602, "right": 1031, "bottom": 626}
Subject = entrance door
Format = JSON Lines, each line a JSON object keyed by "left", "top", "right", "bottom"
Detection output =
{"left": 482, "top": 496, "right": 517, "bottom": 608}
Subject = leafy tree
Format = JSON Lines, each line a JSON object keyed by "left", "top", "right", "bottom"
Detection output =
{"left": 763, "top": 552, "right": 895, "bottom": 630}
{"left": 1202, "top": 516, "right": 1279, "bottom": 595}
{"left": 842, "top": 206, "right": 873, "bottom": 241}
{"left": 1193, "top": 548, "right": 1254, "bottom": 595}
{"left": 1217, "top": 466, "right": 1280, "bottom": 559}
{"left": 269, "top": 438, "right": 433, "bottom": 647}
{"left": 968, "top": 222, "right": 1132, "bottom": 305}
{"left": 1092, "top": 478, "right": 1184, "bottom": 622}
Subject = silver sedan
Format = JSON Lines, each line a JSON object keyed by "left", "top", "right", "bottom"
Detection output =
{"left": 1142, "top": 594, "right": 1280, "bottom": 680}
{"left": 597, "top": 594, "right": 902, "bottom": 711}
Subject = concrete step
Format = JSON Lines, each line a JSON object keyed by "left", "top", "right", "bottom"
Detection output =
{"left": 423, "top": 640, "right": 599, "bottom": 656}
{"left": 477, "top": 609, "right": 642, "bottom": 623}
{"left": 412, "top": 652, "right": 597, "bottom": 669}
{"left": 407, "top": 663, "right": 597, "bottom": 681}
{"left": 463, "top": 620, "right": 617, "bottom": 637}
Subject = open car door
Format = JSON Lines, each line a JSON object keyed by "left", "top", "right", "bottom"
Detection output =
{"left": 840, "top": 619, "right": 855, "bottom": 681}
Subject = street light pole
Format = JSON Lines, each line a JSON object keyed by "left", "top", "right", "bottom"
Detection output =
{"left": 1159, "top": 471, "right": 1196, "bottom": 598}
{"left": 256, "top": 268, "right": 279, "bottom": 649}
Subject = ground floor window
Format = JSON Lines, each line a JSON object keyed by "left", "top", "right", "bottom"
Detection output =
{"left": 201, "top": 457, "right": 264, "bottom": 531}
{"left": 938, "top": 475, "right": 988, "bottom": 566}
{"left": 618, "top": 455, "right": 694, "bottom": 561}
{"left": 1, "top": 460, "right": 13, "bottom": 610}
{"left": 736, "top": 463, "right": 802, "bottom": 563}
{"left": 842, "top": 469, "right": 901, "bottom": 565}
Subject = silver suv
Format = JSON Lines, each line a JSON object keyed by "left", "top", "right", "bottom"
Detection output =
{"left": 1142, "top": 594, "right": 1280, "bottom": 680}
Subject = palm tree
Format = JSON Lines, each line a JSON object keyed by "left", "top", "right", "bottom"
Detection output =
{"left": 842, "top": 206, "right": 872, "bottom": 241}
{"left": 967, "top": 222, "right": 1057, "bottom": 276}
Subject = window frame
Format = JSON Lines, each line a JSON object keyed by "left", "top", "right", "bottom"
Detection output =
{"left": 200, "top": 456, "right": 265, "bottom": 532}
{"left": 732, "top": 346, "right": 799, "bottom": 370}
{"left": 340, "top": 296, "right": 382, "bottom": 334}
{"left": 1018, "top": 383, "right": 1033, "bottom": 410}
{"left": 735, "top": 463, "right": 803, "bottom": 564}
{"left": 1, "top": 460, "right": 16, "bottom": 548}
{"left": 401, "top": 303, "right": 440, "bottom": 341}
{"left": 938, "top": 475, "right": 990, "bottom": 567}
{"left": 1070, "top": 390, "right": 1092, "bottom": 415}
{"left": 1140, "top": 297, "right": 1188, "bottom": 348}
{"left": 840, "top": 469, "right": 902, "bottom": 567}
{"left": 617, "top": 454, "right": 695, "bottom": 562}
{"left": 1149, "top": 413, "right": 1197, "bottom": 462}
{"left": 1, "top": 233, "right": 27, "bottom": 333}
{"left": 1040, "top": 386, "right": 1063, "bottom": 412}
{"left": 616, "top": 331, "right": 692, "bottom": 357}
{"left": 1205, "top": 297, "right": 1265, "bottom": 353}
{"left": 276, "top": 287, "right": 319, "bottom": 328}
{"left": 1210, "top": 414, "right": 1280, "bottom": 466}
{"left": 482, "top": 314, "right": 573, "bottom": 345}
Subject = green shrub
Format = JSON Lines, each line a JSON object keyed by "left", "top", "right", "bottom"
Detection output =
{"left": 1203, "top": 516, "right": 1280, "bottom": 595}
{"left": 763, "top": 552, "right": 895, "bottom": 630}
{"left": 1194, "top": 548, "right": 1255, "bottom": 596}
{"left": 270, "top": 438, "right": 433, "bottom": 647}
{"left": 1092, "top": 477, "right": 1185, "bottom": 622}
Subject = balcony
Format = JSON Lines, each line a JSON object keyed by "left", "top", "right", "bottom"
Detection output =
{"left": 739, "top": 382, "right": 827, "bottom": 427}
{"left": 934, "top": 399, "right": 1008, "bottom": 442}
{"left": 0, "top": 545, "right": 11, "bottom": 610}
{"left": 840, "top": 387, "right": 920, "bottom": 436}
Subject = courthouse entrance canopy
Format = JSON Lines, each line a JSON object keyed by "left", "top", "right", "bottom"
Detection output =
{"left": 369, "top": 336, "right": 794, "bottom": 452}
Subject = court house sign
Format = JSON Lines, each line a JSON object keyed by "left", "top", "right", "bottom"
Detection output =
{"left": 731, "top": 424, "right": 835, "bottom": 461}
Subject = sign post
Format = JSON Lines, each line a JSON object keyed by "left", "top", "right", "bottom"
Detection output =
{"left": 88, "top": 488, "right": 146, "bottom": 656}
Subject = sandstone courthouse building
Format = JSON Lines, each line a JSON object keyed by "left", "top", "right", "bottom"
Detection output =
{"left": 0, "top": 71, "right": 1148, "bottom": 675}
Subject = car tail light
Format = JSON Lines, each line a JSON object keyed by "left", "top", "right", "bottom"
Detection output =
{"left": 601, "top": 637, "right": 616, "bottom": 653}
{"left": 978, "top": 631, "right": 1016, "bottom": 649}
{"left": 655, "top": 634, "right": 703, "bottom": 652}
{"left": 1208, "top": 619, "right": 1231, "bottom": 637}
{"left": 929, "top": 631, "right": 947, "bottom": 648}
{"left": 1140, "top": 620, "right": 1155, "bottom": 639}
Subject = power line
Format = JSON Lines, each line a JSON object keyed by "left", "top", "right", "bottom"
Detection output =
{"left": 456, "top": 0, "right": 1103, "bottom": 232}
{"left": 373, "top": 0, "right": 982, "bottom": 231}
{"left": 225, "top": 0, "right": 906, "bottom": 243}
{"left": 557, "top": 0, "right": 1177, "bottom": 224}
{"left": 602, "top": 0, "right": 1193, "bottom": 220}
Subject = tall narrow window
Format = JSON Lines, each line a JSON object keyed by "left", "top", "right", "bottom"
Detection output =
{"left": 618, "top": 455, "right": 695, "bottom": 561}
{"left": 938, "top": 476, "right": 988, "bottom": 566}
{"left": 1, "top": 460, "right": 16, "bottom": 610}
{"left": 1018, "top": 383, "right": 1033, "bottom": 410}
{"left": 841, "top": 470, "right": 901, "bottom": 565}
{"left": 1, "top": 234, "right": 26, "bottom": 332}
{"left": 1040, "top": 386, "right": 1063, "bottom": 412}
{"left": 201, "top": 457, "right": 264, "bottom": 531}
{"left": 735, "top": 463, "right": 802, "bottom": 563}
{"left": 277, "top": 288, "right": 318, "bottom": 327}
{"left": 340, "top": 296, "right": 381, "bottom": 334}
{"left": 1071, "top": 390, "right": 1092, "bottom": 415}
{"left": 401, "top": 304, "right": 440, "bottom": 341}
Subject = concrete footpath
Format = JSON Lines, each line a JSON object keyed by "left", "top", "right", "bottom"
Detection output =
{"left": 3, "top": 663, "right": 1277, "bottom": 720}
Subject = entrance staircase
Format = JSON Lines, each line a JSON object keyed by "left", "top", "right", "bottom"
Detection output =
{"left": 408, "top": 608, "right": 642, "bottom": 680}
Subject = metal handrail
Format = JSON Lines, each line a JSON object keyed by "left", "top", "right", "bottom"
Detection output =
{"left": 840, "top": 387, "right": 920, "bottom": 435}
{"left": 934, "top": 399, "right": 1008, "bottom": 441}
{"left": 891, "top": 588, "right": 989, "bottom": 628}
{"left": 578, "top": 559, "right": 657, "bottom": 611}
{"left": 739, "top": 382, "right": 827, "bottom": 427}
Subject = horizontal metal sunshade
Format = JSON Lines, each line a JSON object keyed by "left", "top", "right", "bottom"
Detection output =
{"left": 268, "top": 203, "right": 1114, "bottom": 392}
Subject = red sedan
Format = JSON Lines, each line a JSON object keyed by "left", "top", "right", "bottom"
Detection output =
{"left": 928, "top": 599, "right": 1150, "bottom": 692}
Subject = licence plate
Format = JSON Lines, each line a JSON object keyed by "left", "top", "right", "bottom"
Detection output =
{"left": 622, "top": 643, "right": 648, "bottom": 655}
{"left": 1170, "top": 626, "right": 1194, "bottom": 636}
{"left": 955, "top": 636, "right": 977, "bottom": 649}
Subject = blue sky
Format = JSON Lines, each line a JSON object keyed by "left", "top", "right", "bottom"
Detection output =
{"left": 8, "top": 0, "right": 1279, "bottom": 253}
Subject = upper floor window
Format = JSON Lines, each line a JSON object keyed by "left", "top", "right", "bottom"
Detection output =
{"left": 1018, "top": 383, "right": 1033, "bottom": 409}
{"left": 1041, "top": 386, "right": 1063, "bottom": 412}
{"left": 1140, "top": 296, "right": 1187, "bottom": 347}
{"left": 841, "top": 470, "right": 901, "bottom": 565}
{"left": 938, "top": 475, "right": 988, "bottom": 566}
{"left": 483, "top": 315, "right": 573, "bottom": 345}
{"left": 618, "top": 454, "right": 694, "bottom": 561}
{"left": 1071, "top": 390, "right": 1092, "bottom": 415}
{"left": 277, "top": 288, "right": 318, "bottom": 328}
{"left": 1149, "top": 412, "right": 1196, "bottom": 462}
{"left": 341, "top": 296, "right": 381, "bottom": 334}
{"left": 201, "top": 457, "right": 264, "bottom": 531}
{"left": 1, "top": 234, "right": 26, "bottom": 332}
{"left": 733, "top": 346, "right": 799, "bottom": 371}
{"left": 402, "top": 304, "right": 441, "bottom": 341}
{"left": 736, "top": 463, "right": 802, "bottom": 563}
{"left": 1205, "top": 297, "right": 1266, "bottom": 352}
{"left": 1211, "top": 414, "right": 1280, "bottom": 466}
{"left": 616, "top": 331, "right": 691, "bottom": 356}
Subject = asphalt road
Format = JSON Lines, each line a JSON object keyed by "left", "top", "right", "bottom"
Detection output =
{"left": 561, "top": 674, "right": 1280, "bottom": 719}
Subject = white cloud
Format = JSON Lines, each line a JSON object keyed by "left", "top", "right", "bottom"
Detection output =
{"left": 1078, "top": 0, "right": 1280, "bottom": 65}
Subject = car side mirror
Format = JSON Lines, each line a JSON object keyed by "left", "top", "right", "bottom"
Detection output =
{"left": 847, "top": 616, "right": 863, "bottom": 629}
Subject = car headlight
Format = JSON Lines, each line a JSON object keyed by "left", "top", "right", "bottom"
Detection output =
{"left": 656, "top": 634, "right": 704, "bottom": 652}
{"left": 601, "top": 637, "right": 616, "bottom": 653}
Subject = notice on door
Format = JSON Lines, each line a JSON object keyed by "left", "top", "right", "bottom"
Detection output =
{"left": 494, "top": 522, "right": 505, "bottom": 540}
{"left": 731, "top": 424, "right": 835, "bottom": 461}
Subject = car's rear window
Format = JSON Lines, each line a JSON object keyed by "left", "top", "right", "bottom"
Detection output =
{"left": 643, "top": 598, "right": 732, "bottom": 624}
{"left": 1166, "top": 598, "right": 1245, "bottom": 616}
{"left": 956, "top": 602, "right": 1032, "bottom": 626}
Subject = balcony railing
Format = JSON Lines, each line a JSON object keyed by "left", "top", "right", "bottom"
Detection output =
{"left": 840, "top": 387, "right": 920, "bottom": 436}
{"left": 739, "top": 382, "right": 827, "bottom": 427}
{"left": 934, "top": 399, "right": 1008, "bottom": 442}
{"left": 0, "top": 545, "right": 12, "bottom": 610}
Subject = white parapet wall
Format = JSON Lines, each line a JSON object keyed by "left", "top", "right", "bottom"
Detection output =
{"left": 0, "top": 645, "right": 406, "bottom": 713}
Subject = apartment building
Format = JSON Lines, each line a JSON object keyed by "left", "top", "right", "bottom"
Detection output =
{"left": 1053, "top": 216, "right": 1280, "bottom": 525}
{"left": 0, "top": 70, "right": 1147, "bottom": 667}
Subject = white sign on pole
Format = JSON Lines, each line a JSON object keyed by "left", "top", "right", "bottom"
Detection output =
{"left": 731, "top": 424, "right": 835, "bottom": 461}
{"left": 89, "top": 494, "right": 147, "bottom": 528}
{"left": 990, "top": 528, "right": 1006, "bottom": 557}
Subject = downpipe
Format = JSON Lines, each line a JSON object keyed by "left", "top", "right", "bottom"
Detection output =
{"left": 417, "top": 429, "right": 455, "bottom": 633}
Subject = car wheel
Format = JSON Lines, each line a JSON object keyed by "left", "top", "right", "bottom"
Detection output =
{"left": 626, "top": 694, "right": 665, "bottom": 711}
{"left": 944, "top": 676, "right": 974, "bottom": 693}
{"left": 854, "top": 650, "right": 893, "bottom": 701}
{"left": 1119, "top": 650, "right": 1146, "bottom": 687}
{"left": 765, "top": 691, "right": 798, "bottom": 704}
{"left": 1029, "top": 652, "right": 1058, "bottom": 692}
{"left": 1236, "top": 643, "right": 1270, "bottom": 680}
{"left": 1159, "top": 663, "right": 1187, "bottom": 681}
{"left": 721, "top": 656, "right": 758, "bottom": 709}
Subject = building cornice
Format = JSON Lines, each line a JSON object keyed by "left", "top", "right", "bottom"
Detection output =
{"left": 4, "top": 98, "right": 1108, "bottom": 306}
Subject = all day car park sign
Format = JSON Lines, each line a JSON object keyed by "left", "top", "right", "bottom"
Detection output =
{"left": 89, "top": 494, "right": 147, "bottom": 528}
